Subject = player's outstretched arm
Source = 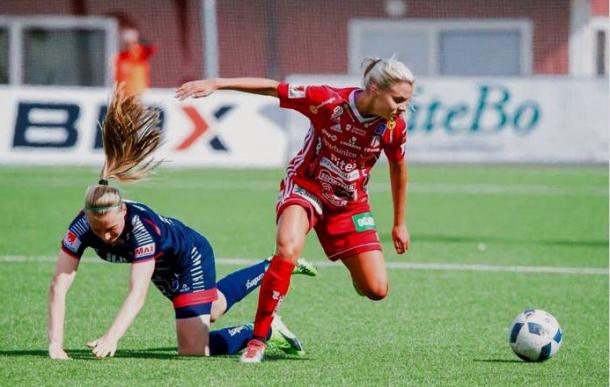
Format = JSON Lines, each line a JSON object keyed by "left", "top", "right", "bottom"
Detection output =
{"left": 389, "top": 158, "right": 410, "bottom": 254}
{"left": 175, "top": 77, "right": 280, "bottom": 100}
{"left": 48, "top": 251, "right": 80, "bottom": 360}
{"left": 87, "top": 259, "right": 155, "bottom": 358}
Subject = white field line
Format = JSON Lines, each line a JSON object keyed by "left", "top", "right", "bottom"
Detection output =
{"left": 1, "top": 256, "right": 607, "bottom": 276}
{"left": 5, "top": 178, "right": 608, "bottom": 197}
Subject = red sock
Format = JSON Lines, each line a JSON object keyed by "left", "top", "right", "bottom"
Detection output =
{"left": 252, "top": 256, "right": 295, "bottom": 340}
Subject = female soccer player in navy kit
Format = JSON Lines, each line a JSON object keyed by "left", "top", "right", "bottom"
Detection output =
{"left": 176, "top": 57, "right": 414, "bottom": 363}
{"left": 47, "top": 85, "right": 314, "bottom": 360}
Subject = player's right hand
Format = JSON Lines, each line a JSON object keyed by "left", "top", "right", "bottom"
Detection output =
{"left": 175, "top": 79, "right": 217, "bottom": 100}
{"left": 48, "top": 343, "right": 70, "bottom": 360}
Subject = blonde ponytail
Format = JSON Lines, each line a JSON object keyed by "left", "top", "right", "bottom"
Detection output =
{"left": 85, "top": 83, "right": 163, "bottom": 214}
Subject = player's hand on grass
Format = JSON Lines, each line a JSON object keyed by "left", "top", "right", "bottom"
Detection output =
{"left": 48, "top": 342, "right": 70, "bottom": 360}
{"left": 87, "top": 335, "right": 118, "bottom": 358}
{"left": 175, "top": 79, "right": 217, "bottom": 100}
{"left": 392, "top": 223, "right": 410, "bottom": 254}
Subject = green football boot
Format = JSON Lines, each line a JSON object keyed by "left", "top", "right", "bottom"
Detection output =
{"left": 268, "top": 316, "right": 305, "bottom": 357}
{"left": 293, "top": 257, "right": 318, "bottom": 276}
{"left": 265, "top": 257, "right": 318, "bottom": 277}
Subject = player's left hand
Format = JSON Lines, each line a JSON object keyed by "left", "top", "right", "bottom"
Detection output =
{"left": 87, "top": 335, "right": 118, "bottom": 358}
{"left": 392, "top": 223, "right": 410, "bottom": 254}
{"left": 175, "top": 79, "right": 217, "bottom": 100}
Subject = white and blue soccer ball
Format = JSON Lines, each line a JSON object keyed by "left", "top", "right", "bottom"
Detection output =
{"left": 508, "top": 309, "right": 563, "bottom": 362}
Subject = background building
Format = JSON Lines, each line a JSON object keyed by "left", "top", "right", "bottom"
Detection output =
{"left": 0, "top": 0, "right": 607, "bottom": 87}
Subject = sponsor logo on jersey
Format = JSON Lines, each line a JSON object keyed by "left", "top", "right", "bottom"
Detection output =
{"left": 321, "top": 190, "right": 348, "bottom": 207}
{"left": 317, "top": 171, "right": 356, "bottom": 193}
{"left": 135, "top": 242, "right": 156, "bottom": 259}
{"left": 288, "top": 85, "right": 306, "bottom": 99}
{"left": 320, "top": 137, "right": 358, "bottom": 158}
{"left": 329, "top": 124, "right": 342, "bottom": 133}
{"left": 319, "top": 157, "right": 360, "bottom": 181}
{"left": 352, "top": 212, "right": 376, "bottom": 232}
{"left": 331, "top": 106, "right": 344, "bottom": 123}
{"left": 329, "top": 153, "right": 356, "bottom": 171}
{"left": 340, "top": 136, "right": 362, "bottom": 151}
{"left": 321, "top": 128, "right": 337, "bottom": 142}
{"left": 63, "top": 231, "right": 81, "bottom": 253}
{"left": 310, "top": 97, "right": 337, "bottom": 115}
{"left": 346, "top": 124, "right": 367, "bottom": 136}
{"left": 375, "top": 123, "right": 388, "bottom": 136}
{"left": 387, "top": 119, "right": 397, "bottom": 130}
{"left": 293, "top": 185, "right": 323, "bottom": 214}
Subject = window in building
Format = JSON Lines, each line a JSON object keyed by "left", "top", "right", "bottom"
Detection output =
{"left": 0, "top": 16, "right": 117, "bottom": 86}
{"left": 439, "top": 30, "right": 521, "bottom": 76}
{"left": 23, "top": 28, "right": 107, "bottom": 86}
{"left": 349, "top": 19, "right": 532, "bottom": 76}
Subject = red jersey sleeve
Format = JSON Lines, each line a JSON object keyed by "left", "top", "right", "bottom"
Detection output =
{"left": 383, "top": 117, "right": 407, "bottom": 163}
{"left": 277, "top": 83, "right": 332, "bottom": 119}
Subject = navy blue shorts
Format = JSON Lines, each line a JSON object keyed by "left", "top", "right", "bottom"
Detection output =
{"left": 152, "top": 236, "right": 218, "bottom": 319}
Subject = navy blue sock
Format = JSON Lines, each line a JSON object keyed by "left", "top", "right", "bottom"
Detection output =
{"left": 209, "top": 324, "right": 273, "bottom": 355}
{"left": 209, "top": 324, "right": 253, "bottom": 355}
{"left": 217, "top": 259, "right": 269, "bottom": 313}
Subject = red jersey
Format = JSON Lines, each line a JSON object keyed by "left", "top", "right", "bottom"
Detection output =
{"left": 115, "top": 44, "right": 157, "bottom": 96}
{"left": 278, "top": 83, "right": 407, "bottom": 209}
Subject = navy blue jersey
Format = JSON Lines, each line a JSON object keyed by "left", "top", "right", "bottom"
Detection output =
{"left": 61, "top": 200, "right": 216, "bottom": 299}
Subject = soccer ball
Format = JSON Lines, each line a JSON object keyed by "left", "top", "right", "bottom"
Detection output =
{"left": 508, "top": 309, "right": 563, "bottom": 362}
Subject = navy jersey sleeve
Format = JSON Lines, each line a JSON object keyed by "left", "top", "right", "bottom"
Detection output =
{"left": 129, "top": 214, "right": 163, "bottom": 263}
{"left": 60, "top": 211, "right": 91, "bottom": 259}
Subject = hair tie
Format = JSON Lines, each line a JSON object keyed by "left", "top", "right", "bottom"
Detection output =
{"left": 98, "top": 179, "right": 109, "bottom": 186}
{"left": 364, "top": 58, "right": 382, "bottom": 77}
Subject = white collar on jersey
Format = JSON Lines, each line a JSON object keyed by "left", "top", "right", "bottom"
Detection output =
{"left": 348, "top": 89, "right": 380, "bottom": 124}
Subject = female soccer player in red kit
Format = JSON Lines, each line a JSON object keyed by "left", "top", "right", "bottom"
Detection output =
{"left": 176, "top": 57, "right": 414, "bottom": 363}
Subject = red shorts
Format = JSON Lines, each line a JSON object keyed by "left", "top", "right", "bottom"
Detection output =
{"left": 276, "top": 180, "right": 382, "bottom": 261}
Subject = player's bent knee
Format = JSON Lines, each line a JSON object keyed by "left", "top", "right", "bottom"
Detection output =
{"left": 275, "top": 236, "right": 303, "bottom": 260}
{"left": 177, "top": 337, "right": 210, "bottom": 357}
{"left": 178, "top": 346, "right": 209, "bottom": 357}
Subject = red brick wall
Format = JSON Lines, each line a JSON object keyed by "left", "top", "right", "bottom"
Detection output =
{"left": 217, "top": 0, "right": 571, "bottom": 77}
{"left": 0, "top": 0, "right": 582, "bottom": 83}
{"left": 591, "top": 0, "right": 609, "bottom": 16}
{"left": 0, "top": 0, "right": 203, "bottom": 87}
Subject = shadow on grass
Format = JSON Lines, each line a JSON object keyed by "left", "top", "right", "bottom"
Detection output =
{"left": 473, "top": 359, "right": 525, "bottom": 363}
{"left": 380, "top": 232, "right": 608, "bottom": 248}
{"left": 0, "top": 348, "right": 311, "bottom": 362}
{"left": 0, "top": 348, "right": 178, "bottom": 360}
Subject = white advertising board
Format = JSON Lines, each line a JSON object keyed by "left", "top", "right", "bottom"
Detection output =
{"left": 0, "top": 86, "right": 287, "bottom": 167}
{"left": 0, "top": 78, "right": 607, "bottom": 166}
{"left": 286, "top": 76, "right": 609, "bottom": 163}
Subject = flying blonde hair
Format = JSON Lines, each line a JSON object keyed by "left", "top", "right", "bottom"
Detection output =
{"left": 84, "top": 83, "right": 163, "bottom": 214}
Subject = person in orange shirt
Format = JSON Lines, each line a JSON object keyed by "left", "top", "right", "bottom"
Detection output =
{"left": 115, "top": 28, "right": 157, "bottom": 96}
